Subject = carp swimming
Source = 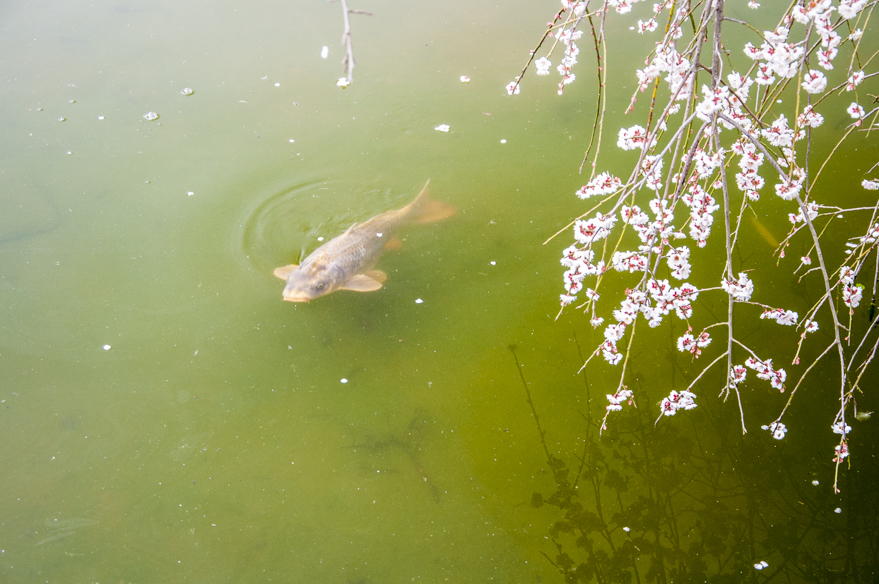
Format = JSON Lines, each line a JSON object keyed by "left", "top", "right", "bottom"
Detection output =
{"left": 273, "top": 180, "right": 454, "bottom": 302}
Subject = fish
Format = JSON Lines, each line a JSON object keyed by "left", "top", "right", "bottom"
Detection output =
{"left": 273, "top": 180, "right": 454, "bottom": 302}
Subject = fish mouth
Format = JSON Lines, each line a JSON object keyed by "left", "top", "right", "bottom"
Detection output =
{"left": 282, "top": 292, "right": 312, "bottom": 303}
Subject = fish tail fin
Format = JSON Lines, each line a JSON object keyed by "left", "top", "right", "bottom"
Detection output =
{"left": 410, "top": 179, "right": 455, "bottom": 224}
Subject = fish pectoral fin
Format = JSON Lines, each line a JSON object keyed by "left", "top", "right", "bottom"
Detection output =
{"left": 339, "top": 274, "right": 385, "bottom": 292}
{"left": 366, "top": 269, "right": 387, "bottom": 283}
{"left": 273, "top": 264, "right": 299, "bottom": 280}
{"left": 383, "top": 236, "right": 403, "bottom": 250}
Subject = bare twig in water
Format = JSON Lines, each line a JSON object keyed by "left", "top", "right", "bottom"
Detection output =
{"left": 329, "top": 0, "right": 372, "bottom": 83}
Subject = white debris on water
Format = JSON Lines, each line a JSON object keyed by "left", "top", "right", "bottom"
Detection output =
{"left": 102, "top": 345, "right": 111, "bottom": 351}
{"left": 143, "top": 112, "right": 159, "bottom": 121}
{"left": 321, "top": 46, "right": 329, "bottom": 59}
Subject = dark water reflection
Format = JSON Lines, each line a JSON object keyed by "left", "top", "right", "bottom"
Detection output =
{"left": 511, "top": 343, "right": 879, "bottom": 583}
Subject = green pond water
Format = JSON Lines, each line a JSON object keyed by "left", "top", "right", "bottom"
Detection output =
{"left": 1, "top": 0, "right": 878, "bottom": 582}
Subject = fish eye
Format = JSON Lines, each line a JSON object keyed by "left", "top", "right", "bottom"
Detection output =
{"left": 317, "top": 283, "right": 324, "bottom": 289}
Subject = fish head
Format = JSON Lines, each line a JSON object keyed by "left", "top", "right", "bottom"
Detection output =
{"left": 281, "top": 263, "right": 342, "bottom": 302}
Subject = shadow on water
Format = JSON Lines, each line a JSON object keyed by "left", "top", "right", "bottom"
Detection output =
{"left": 508, "top": 344, "right": 879, "bottom": 584}
{"left": 344, "top": 409, "right": 442, "bottom": 504}
{"left": 0, "top": 191, "right": 60, "bottom": 246}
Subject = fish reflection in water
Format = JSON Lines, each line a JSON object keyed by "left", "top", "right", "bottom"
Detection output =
{"left": 274, "top": 180, "right": 455, "bottom": 303}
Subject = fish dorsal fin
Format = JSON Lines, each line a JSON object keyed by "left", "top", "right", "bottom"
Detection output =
{"left": 410, "top": 180, "right": 455, "bottom": 224}
{"left": 339, "top": 273, "right": 385, "bottom": 292}
{"left": 273, "top": 264, "right": 299, "bottom": 280}
{"left": 383, "top": 236, "right": 403, "bottom": 250}
{"left": 343, "top": 222, "right": 358, "bottom": 235}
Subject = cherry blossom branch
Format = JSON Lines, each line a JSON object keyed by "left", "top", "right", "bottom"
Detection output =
{"left": 509, "top": 7, "right": 567, "bottom": 95}
{"left": 578, "top": 6, "right": 609, "bottom": 175}
{"left": 518, "top": 0, "right": 878, "bottom": 489}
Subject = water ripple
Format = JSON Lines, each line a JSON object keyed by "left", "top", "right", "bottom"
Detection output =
{"left": 236, "top": 177, "right": 391, "bottom": 275}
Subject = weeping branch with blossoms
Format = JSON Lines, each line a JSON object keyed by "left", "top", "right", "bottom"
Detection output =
{"left": 509, "top": 0, "right": 879, "bottom": 494}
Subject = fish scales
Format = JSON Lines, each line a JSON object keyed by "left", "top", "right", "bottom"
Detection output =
{"left": 274, "top": 180, "right": 454, "bottom": 303}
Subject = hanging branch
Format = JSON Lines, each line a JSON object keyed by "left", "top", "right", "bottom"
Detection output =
{"left": 330, "top": 0, "right": 372, "bottom": 85}
{"left": 510, "top": 0, "right": 879, "bottom": 493}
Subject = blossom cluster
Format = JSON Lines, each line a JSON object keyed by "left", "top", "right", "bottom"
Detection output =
{"left": 606, "top": 388, "right": 633, "bottom": 412}
{"left": 574, "top": 213, "right": 617, "bottom": 247}
{"left": 677, "top": 331, "right": 711, "bottom": 358}
{"left": 842, "top": 283, "right": 863, "bottom": 310}
{"left": 788, "top": 202, "right": 819, "bottom": 225}
{"left": 832, "top": 420, "right": 851, "bottom": 436}
{"left": 733, "top": 139, "right": 765, "bottom": 201}
{"left": 839, "top": 266, "right": 864, "bottom": 311}
{"left": 508, "top": 1, "right": 587, "bottom": 95}
{"left": 728, "top": 364, "right": 747, "bottom": 387}
{"left": 659, "top": 389, "right": 697, "bottom": 417}
{"left": 742, "top": 26, "right": 806, "bottom": 86}
{"left": 555, "top": 27, "right": 582, "bottom": 94}
{"left": 593, "top": 281, "right": 698, "bottom": 366}
{"left": 761, "top": 421, "right": 787, "bottom": 440}
{"left": 617, "top": 125, "right": 653, "bottom": 151}
{"left": 682, "top": 185, "right": 720, "bottom": 247}
{"left": 744, "top": 357, "right": 786, "bottom": 392}
{"left": 721, "top": 273, "right": 754, "bottom": 302}
{"left": 759, "top": 308, "right": 798, "bottom": 326}
{"left": 860, "top": 222, "right": 879, "bottom": 246}
{"left": 576, "top": 172, "right": 622, "bottom": 199}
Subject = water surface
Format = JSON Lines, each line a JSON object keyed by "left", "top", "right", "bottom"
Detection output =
{"left": 2, "top": 0, "right": 877, "bottom": 582}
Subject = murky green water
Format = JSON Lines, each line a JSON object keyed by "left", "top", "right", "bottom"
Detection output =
{"left": 2, "top": 0, "right": 877, "bottom": 582}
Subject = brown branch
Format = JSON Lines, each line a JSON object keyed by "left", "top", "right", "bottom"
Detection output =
{"left": 334, "top": 0, "right": 370, "bottom": 83}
